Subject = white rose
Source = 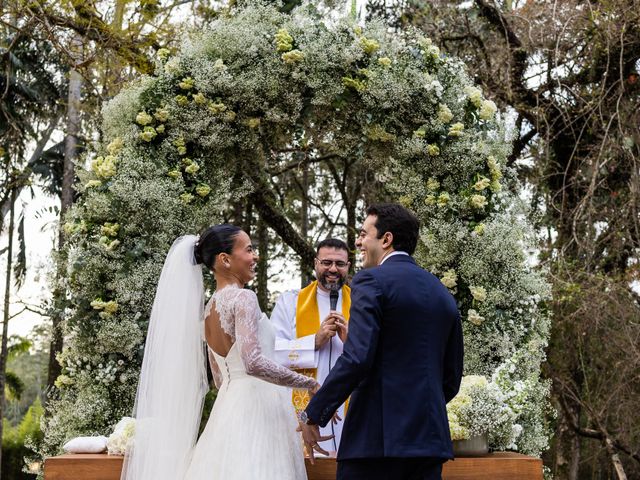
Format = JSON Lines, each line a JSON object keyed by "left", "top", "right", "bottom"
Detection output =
{"left": 478, "top": 99, "right": 497, "bottom": 120}
{"left": 470, "top": 286, "right": 487, "bottom": 302}
{"left": 440, "top": 269, "right": 458, "bottom": 289}
{"left": 467, "top": 309, "right": 485, "bottom": 325}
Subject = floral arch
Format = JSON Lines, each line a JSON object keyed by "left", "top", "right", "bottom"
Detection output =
{"left": 41, "top": 2, "right": 552, "bottom": 460}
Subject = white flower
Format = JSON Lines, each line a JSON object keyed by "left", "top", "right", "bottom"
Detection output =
{"left": 473, "top": 176, "right": 490, "bottom": 191}
{"left": 478, "top": 100, "right": 497, "bottom": 120}
{"left": 85, "top": 180, "right": 102, "bottom": 189}
{"left": 157, "top": 48, "right": 170, "bottom": 61}
{"left": 106, "top": 137, "right": 124, "bottom": 155}
{"left": 440, "top": 269, "right": 458, "bottom": 289}
{"left": 164, "top": 57, "right": 180, "bottom": 73}
{"left": 437, "top": 192, "right": 450, "bottom": 207}
{"left": 464, "top": 85, "right": 483, "bottom": 108}
{"left": 469, "top": 194, "right": 487, "bottom": 209}
{"left": 107, "top": 418, "right": 136, "bottom": 455}
{"left": 427, "top": 144, "right": 440, "bottom": 156}
{"left": 448, "top": 122, "right": 464, "bottom": 137}
{"left": 136, "top": 111, "right": 153, "bottom": 126}
{"left": 470, "top": 286, "right": 487, "bottom": 302}
{"left": 467, "top": 309, "right": 485, "bottom": 325}
{"left": 437, "top": 104, "right": 453, "bottom": 124}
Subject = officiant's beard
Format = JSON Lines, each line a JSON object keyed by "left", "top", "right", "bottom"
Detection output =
{"left": 318, "top": 272, "right": 346, "bottom": 291}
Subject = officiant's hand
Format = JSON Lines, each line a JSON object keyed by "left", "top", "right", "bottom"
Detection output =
{"left": 315, "top": 315, "right": 338, "bottom": 349}
{"left": 333, "top": 312, "right": 348, "bottom": 343}
{"left": 297, "top": 422, "right": 333, "bottom": 464}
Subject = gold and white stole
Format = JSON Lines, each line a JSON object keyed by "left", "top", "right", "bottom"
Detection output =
{"left": 291, "top": 280, "right": 351, "bottom": 415}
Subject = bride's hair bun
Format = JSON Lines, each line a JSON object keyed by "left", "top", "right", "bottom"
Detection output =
{"left": 193, "top": 242, "right": 204, "bottom": 265}
{"left": 194, "top": 224, "right": 242, "bottom": 269}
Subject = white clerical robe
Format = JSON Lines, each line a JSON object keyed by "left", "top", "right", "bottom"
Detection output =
{"left": 271, "top": 287, "right": 346, "bottom": 453}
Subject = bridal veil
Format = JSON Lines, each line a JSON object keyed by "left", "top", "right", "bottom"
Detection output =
{"left": 121, "top": 235, "right": 208, "bottom": 480}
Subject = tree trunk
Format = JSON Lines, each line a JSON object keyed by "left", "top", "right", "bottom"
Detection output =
{"left": 568, "top": 429, "right": 581, "bottom": 480}
{"left": 0, "top": 188, "right": 17, "bottom": 476}
{"left": 244, "top": 153, "right": 315, "bottom": 274}
{"left": 47, "top": 38, "right": 82, "bottom": 392}
{"left": 346, "top": 199, "right": 356, "bottom": 273}
{"left": 299, "top": 164, "right": 311, "bottom": 288}
{"left": 605, "top": 436, "right": 628, "bottom": 480}
{"left": 242, "top": 200, "right": 253, "bottom": 238}
{"left": 255, "top": 217, "right": 269, "bottom": 311}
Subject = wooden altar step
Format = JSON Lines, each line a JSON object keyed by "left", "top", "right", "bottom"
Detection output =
{"left": 44, "top": 452, "right": 542, "bottom": 479}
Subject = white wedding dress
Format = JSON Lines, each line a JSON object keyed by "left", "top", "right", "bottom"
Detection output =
{"left": 185, "top": 284, "right": 314, "bottom": 480}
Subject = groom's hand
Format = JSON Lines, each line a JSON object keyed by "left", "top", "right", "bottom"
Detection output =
{"left": 297, "top": 422, "right": 334, "bottom": 464}
{"left": 315, "top": 315, "right": 338, "bottom": 349}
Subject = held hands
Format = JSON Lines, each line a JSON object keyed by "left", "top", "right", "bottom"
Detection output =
{"left": 297, "top": 421, "right": 334, "bottom": 465}
{"left": 315, "top": 312, "right": 348, "bottom": 349}
{"left": 307, "top": 382, "right": 321, "bottom": 397}
{"left": 306, "top": 383, "right": 340, "bottom": 424}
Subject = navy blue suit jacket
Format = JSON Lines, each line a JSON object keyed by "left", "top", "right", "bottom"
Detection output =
{"left": 305, "top": 254, "right": 463, "bottom": 461}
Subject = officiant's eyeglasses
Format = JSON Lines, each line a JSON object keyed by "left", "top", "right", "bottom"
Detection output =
{"left": 317, "top": 259, "right": 349, "bottom": 268}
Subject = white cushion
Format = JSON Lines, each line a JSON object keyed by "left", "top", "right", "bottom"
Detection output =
{"left": 62, "top": 436, "right": 108, "bottom": 454}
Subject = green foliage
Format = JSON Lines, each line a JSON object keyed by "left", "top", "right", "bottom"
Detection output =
{"left": 5, "top": 333, "right": 48, "bottom": 426}
{"left": 2, "top": 398, "right": 43, "bottom": 479}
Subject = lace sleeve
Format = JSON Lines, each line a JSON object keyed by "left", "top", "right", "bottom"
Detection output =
{"left": 234, "top": 290, "right": 317, "bottom": 389}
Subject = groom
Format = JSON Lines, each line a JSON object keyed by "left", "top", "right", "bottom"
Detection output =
{"left": 299, "top": 203, "right": 464, "bottom": 480}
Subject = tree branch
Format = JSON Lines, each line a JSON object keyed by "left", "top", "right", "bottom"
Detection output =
{"left": 243, "top": 153, "right": 316, "bottom": 272}
{"left": 268, "top": 152, "right": 341, "bottom": 176}
{"left": 507, "top": 126, "right": 537, "bottom": 167}
{"left": 27, "top": 3, "right": 156, "bottom": 74}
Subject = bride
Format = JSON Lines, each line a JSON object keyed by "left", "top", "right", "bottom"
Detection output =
{"left": 121, "top": 224, "right": 328, "bottom": 480}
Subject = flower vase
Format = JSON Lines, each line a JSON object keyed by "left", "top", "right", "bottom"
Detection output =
{"left": 453, "top": 433, "right": 489, "bottom": 457}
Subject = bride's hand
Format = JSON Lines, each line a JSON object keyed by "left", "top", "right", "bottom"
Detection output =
{"left": 308, "top": 382, "right": 321, "bottom": 397}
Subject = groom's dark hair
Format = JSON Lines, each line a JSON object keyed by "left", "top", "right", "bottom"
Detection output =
{"left": 366, "top": 203, "right": 420, "bottom": 255}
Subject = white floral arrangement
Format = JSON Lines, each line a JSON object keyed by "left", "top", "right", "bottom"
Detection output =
{"left": 447, "top": 376, "right": 521, "bottom": 451}
{"left": 106, "top": 417, "right": 136, "bottom": 455}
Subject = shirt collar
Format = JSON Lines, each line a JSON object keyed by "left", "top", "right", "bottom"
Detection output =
{"left": 379, "top": 251, "right": 410, "bottom": 265}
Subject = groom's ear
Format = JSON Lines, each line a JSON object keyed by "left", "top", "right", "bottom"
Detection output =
{"left": 382, "top": 231, "right": 394, "bottom": 249}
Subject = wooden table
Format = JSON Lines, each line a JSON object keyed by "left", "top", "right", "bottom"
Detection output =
{"left": 44, "top": 452, "right": 542, "bottom": 479}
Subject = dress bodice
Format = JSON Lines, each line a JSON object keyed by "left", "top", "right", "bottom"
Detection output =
{"left": 204, "top": 285, "right": 315, "bottom": 390}
{"left": 208, "top": 313, "right": 275, "bottom": 383}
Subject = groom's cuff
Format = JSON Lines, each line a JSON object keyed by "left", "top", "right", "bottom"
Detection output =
{"left": 305, "top": 405, "right": 331, "bottom": 428}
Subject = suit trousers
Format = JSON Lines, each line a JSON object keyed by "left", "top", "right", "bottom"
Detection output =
{"left": 337, "top": 457, "right": 444, "bottom": 480}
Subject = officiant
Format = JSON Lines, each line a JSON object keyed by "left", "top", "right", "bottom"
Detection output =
{"left": 271, "top": 238, "right": 351, "bottom": 453}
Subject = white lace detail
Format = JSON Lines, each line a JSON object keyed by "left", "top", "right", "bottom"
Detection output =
{"left": 211, "top": 285, "right": 316, "bottom": 389}
{"left": 211, "top": 285, "right": 244, "bottom": 339}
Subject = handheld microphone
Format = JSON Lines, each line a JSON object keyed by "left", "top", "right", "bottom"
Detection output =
{"left": 329, "top": 285, "right": 339, "bottom": 311}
